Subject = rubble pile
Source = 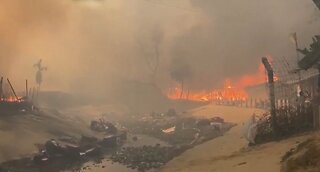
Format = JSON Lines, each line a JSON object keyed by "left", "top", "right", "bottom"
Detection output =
{"left": 123, "top": 113, "right": 232, "bottom": 146}
{"left": 110, "top": 145, "right": 189, "bottom": 172}
{"left": 32, "top": 137, "right": 105, "bottom": 165}
{"left": 0, "top": 137, "right": 104, "bottom": 172}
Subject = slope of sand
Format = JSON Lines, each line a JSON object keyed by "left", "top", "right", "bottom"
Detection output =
{"left": 160, "top": 104, "right": 311, "bottom": 172}
{"left": 0, "top": 109, "right": 97, "bottom": 162}
{"left": 0, "top": 103, "right": 133, "bottom": 163}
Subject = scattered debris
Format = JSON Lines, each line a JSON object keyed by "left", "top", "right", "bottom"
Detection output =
{"left": 123, "top": 113, "right": 233, "bottom": 146}
{"left": 110, "top": 145, "right": 189, "bottom": 172}
{"left": 162, "top": 126, "right": 176, "bottom": 134}
{"left": 0, "top": 111, "right": 233, "bottom": 172}
{"left": 33, "top": 138, "right": 101, "bottom": 165}
{"left": 90, "top": 119, "right": 118, "bottom": 134}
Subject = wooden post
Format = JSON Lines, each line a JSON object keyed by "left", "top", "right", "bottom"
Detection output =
{"left": 262, "top": 57, "right": 278, "bottom": 135}
{"left": 0, "top": 77, "right": 3, "bottom": 101}
{"left": 26, "top": 79, "right": 28, "bottom": 98}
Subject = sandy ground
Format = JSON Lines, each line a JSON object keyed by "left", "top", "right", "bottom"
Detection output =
{"left": 0, "top": 108, "right": 99, "bottom": 162}
{"left": 0, "top": 103, "right": 133, "bottom": 163}
{"left": 160, "top": 104, "right": 311, "bottom": 172}
{"left": 0, "top": 103, "right": 313, "bottom": 172}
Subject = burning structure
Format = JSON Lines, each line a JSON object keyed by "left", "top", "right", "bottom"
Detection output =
{"left": 0, "top": 77, "right": 36, "bottom": 114}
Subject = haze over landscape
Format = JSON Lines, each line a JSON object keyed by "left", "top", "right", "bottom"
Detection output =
{"left": 1, "top": 1, "right": 320, "bottom": 172}
{"left": 1, "top": 0, "right": 320, "bottom": 97}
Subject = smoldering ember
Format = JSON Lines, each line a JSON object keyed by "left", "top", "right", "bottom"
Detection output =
{"left": 2, "top": 1, "right": 320, "bottom": 172}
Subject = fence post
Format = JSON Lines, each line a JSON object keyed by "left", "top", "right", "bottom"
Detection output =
{"left": 262, "top": 57, "right": 278, "bottom": 135}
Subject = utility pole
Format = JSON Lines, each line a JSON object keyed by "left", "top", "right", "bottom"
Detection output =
{"left": 262, "top": 57, "right": 278, "bottom": 136}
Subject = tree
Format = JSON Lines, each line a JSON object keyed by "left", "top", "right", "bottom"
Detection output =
{"left": 138, "top": 27, "right": 163, "bottom": 84}
{"left": 170, "top": 57, "right": 192, "bottom": 99}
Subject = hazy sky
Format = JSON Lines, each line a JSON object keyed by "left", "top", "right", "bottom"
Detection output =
{"left": 0, "top": 0, "right": 320, "bottom": 95}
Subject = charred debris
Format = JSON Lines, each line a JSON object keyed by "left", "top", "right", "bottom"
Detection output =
{"left": 0, "top": 109, "right": 234, "bottom": 172}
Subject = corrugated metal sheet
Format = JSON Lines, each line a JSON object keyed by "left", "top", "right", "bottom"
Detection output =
{"left": 271, "top": 56, "right": 318, "bottom": 85}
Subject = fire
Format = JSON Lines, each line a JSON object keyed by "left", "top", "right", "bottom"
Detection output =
{"left": 1, "top": 96, "right": 24, "bottom": 103}
{"left": 166, "top": 63, "right": 269, "bottom": 102}
{"left": 166, "top": 80, "right": 248, "bottom": 102}
{"left": 236, "top": 63, "right": 266, "bottom": 88}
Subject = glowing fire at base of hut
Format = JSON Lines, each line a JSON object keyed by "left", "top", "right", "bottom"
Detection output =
{"left": 2, "top": 96, "right": 24, "bottom": 103}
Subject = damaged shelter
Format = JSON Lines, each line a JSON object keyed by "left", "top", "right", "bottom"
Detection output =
{"left": 0, "top": 77, "right": 37, "bottom": 114}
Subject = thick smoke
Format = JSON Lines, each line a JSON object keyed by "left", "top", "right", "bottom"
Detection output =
{"left": 0, "top": 0, "right": 67, "bottom": 75}
{"left": 176, "top": 0, "right": 320, "bottom": 89}
{"left": 1, "top": 0, "right": 320, "bottom": 97}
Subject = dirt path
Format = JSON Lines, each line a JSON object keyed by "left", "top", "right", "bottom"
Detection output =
{"left": 160, "top": 104, "right": 310, "bottom": 172}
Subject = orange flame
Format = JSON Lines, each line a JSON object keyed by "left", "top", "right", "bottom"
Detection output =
{"left": 1, "top": 96, "right": 24, "bottom": 103}
{"left": 236, "top": 64, "right": 266, "bottom": 88}
{"left": 166, "top": 63, "right": 268, "bottom": 102}
{"left": 166, "top": 80, "right": 248, "bottom": 102}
